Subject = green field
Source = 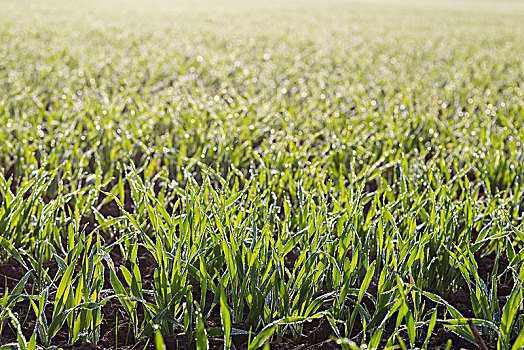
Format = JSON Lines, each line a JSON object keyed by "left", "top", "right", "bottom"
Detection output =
{"left": 1, "top": 0, "right": 523, "bottom": 349}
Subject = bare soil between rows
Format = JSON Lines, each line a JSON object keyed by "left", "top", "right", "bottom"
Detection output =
{"left": 0, "top": 237, "right": 510, "bottom": 350}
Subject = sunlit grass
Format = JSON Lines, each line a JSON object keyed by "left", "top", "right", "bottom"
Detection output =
{"left": 0, "top": 0, "right": 523, "bottom": 349}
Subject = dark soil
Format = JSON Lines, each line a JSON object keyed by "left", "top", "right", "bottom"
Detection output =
{"left": 0, "top": 248, "right": 512, "bottom": 349}
{"left": 428, "top": 327, "right": 477, "bottom": 350}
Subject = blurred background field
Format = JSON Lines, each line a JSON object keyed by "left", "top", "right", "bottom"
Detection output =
{"left": 1, "top": 0, "right": 522, "bottom": 176}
